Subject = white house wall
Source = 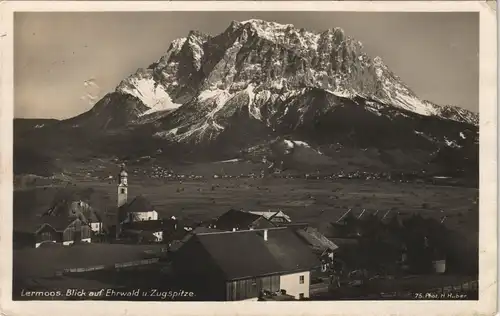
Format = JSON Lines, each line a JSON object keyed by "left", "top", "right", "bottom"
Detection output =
{"left": 62, "top": 238, "right": 92, "bottom": 246}
{"left": 153, "top": 231, "right": 163, "bottom": 242}
{"left": 279, "top": 271, "right": 310, "bottom": 299}
{"left": 90, "top": 222, "right": 103, "bottom": 233}
{"left": 130, "top": 211, "right": 159, "bottom": 221}
{"left": 35, "top": 241, "right": 56, "bottom": 248}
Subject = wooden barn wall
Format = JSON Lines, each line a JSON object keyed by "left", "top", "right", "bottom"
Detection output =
{"left": 35, "top": 225, "right": 59, "bottom": 243}
{"left": 225, "top": 275, "right": 280, "bottom": 301}
{"left": 63, "top": 220, "right": 92, "bottom": 241}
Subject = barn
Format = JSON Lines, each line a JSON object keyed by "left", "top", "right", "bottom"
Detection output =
{"left": 172, "top": 227, "right": 320, "bottom": 301}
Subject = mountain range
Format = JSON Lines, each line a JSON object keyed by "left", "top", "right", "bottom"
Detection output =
{"left": 14, "top": 19, "right": 479, "bottom": 179}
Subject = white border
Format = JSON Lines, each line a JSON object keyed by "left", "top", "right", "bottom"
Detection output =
{"left": 0, "top": 2, "right": 497, "bottom": 316}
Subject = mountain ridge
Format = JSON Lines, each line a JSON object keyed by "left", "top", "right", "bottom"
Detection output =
{"left": 14, "top": 19, "right": 479, "bottom": 179}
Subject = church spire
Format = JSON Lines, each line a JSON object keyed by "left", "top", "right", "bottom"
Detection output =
{"left": 117, "top": 163, "right": 128, "bottom": 208}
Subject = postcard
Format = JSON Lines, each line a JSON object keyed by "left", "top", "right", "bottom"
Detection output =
{"left": 0, "top": 1, "right": 496, "bottom": 316}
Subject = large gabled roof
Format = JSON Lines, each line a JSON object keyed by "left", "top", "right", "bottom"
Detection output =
{"left": 186, "top": 227, "right": 320, "bottom": 281}
{"left": 37, "top": 216, "right": 79, "bottom": 232}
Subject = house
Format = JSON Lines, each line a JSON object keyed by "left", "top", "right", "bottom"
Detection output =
{"left": 172, "top": 227, "right": 320, "bottom": 301}
{"left": 44, "top": 193, "right": 104, "bottom": 235}
{"left": 213, "top": 209, "right": 276, "bottom": 231}
{"left": 247, "top": 210, "right": 291, "bottom": 223}
{"left": 120, "top": 219, "right": 177, "bottom": 243}
{"left": 14, "top": 197, "right": 100, "bottom": 248}
{"left": 69, "top": 200, "right": 103, "bottom": 234}
{"left": 28, "top": 216, "right": 92, "bottom": 248}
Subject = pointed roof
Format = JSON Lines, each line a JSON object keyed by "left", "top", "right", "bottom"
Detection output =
{"left": 38, "top": 216, "right": 80, "bottom": 232}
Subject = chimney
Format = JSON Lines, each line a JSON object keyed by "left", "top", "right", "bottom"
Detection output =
{"left": 263, "top": 229, "right": 268, "bottom": 241}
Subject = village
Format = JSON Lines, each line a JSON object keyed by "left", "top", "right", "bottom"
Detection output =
{"left": 13, "top": 164, "right": 478, "bottom": 301}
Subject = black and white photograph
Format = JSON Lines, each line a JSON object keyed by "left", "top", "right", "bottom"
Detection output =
{"left": 1, "top": 1, "right": 497, "bottom": 314}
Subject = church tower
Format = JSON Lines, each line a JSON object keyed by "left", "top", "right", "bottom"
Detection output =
{"left": 117, "top": 163, "right": 128, "bottom": 208}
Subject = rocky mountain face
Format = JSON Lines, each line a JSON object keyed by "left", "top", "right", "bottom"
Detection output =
{"left": 15, "top": 19, "right": 479, "bottom": 177}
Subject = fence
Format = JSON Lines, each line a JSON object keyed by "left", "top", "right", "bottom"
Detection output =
{"left": 57, "top": 258, "right": 161, "bottom": 276}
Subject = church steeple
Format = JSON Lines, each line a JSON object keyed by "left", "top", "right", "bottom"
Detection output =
{"left": 117, "top": 163, "right": 128, "bottom": 208}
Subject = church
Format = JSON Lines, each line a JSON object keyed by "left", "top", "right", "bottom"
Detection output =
{"left": 116, "top": 164, "right": 158, "bottom": 223}
{"left": 114, "top": 164, "right": 169, "bottom": 243}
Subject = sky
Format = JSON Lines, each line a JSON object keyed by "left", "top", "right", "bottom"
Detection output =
{"left": 14, "top": 12, "right": 479, "bottom": 119}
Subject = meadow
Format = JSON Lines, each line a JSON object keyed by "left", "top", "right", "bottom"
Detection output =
{"left": 14, "top": 173, "right": 479, "bottom": 238}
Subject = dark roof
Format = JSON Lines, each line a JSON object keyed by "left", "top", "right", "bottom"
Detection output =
{"left": 38, "top": 216, "right": 77, "bottom": 232}
{"left": 214, "top": 209, "right": 264, "bottom": 230}
{"left": 276, "top": 222, "right": 310, "bottom": 229}
{"left": 328, "top": 237, "right": 360, "bottom": 247}
{"left": 119, "top": 195, "right": 154, "bottom": 214}
{"left": 122, "top": 219, "right": 176, "bottom": 232}
{"left": 190, "top": 227, "right": 320, "bottom": 280}
{"left": 294, "top": 227, "right": 339, "bottom": 252}
{"left": 168, "top": 227, "right": 223, "bottom": 252}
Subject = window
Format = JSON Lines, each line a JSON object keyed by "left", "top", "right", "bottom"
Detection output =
{"left": 299, "top": 275, "right": 305, "bottom": 284}
{"left": 299, "top": 293, "right": 304, "bottom": 300}
{"left": 120, "top": 188, "right": 125, "bottom": 194}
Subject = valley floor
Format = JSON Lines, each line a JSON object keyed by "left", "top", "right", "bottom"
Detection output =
{"left": 12, "top": 171, "right": 479, "bottom": 301}
{"left": 14, "top": 175, "right": 479, "bottom": 236}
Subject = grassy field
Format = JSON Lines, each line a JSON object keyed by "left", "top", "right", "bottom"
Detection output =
{"left": 14, "top": 173, "right": 479, "bottom": 237}
{"left": 13, "top": 243, "right": 164, "bottom": 279}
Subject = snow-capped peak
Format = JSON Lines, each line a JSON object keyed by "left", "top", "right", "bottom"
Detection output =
{"left": 240, "top": 19, "right": 295, "bottom": 30}
{"left": 107, "top": 18, "right": 477, "bottom": 139}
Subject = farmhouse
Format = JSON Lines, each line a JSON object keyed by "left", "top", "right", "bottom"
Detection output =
{"left": 14, "top": 215, "right": 93, "bottom": 249}
{"left": 212, "top": 209, "right": 276, "bottom": 231}
{"left": 120, "top": 219, "right": 178, "bottom": 243}
{"left": 14, "top": 196, "right": 102, "bottom": 248}
{"left": 172, "top": 227, "right": 320, "bottom": 301}
{"left": 69, "top": 200, "right": 103, "bottom": 234}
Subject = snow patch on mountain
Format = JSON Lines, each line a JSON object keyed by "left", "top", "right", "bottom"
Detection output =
{"left": 282, "top": 139, "right": 324, "bottom": 155}
{"left": 245, "top": 84, "right": 262, "bottom": 120}
{"left": 117, "top": 76, "right": 181, "bottom": 115}
{"left": 198, "top": 89, "right": 232, "bottom": 106}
